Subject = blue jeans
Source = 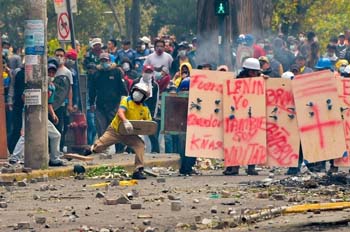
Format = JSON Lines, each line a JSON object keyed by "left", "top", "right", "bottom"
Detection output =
{"left": 87, "top": 110, "right": 97, "bottom": 145}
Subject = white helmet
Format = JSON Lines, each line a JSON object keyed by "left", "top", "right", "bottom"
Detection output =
{"left": 131, "top": 82, "right": 150, "bottom": 103}
{"left": 344, "top": 65, "right": 350, "bottom": 74}
{"left": 281, "top": 71, "right": 295, "bottom": 79}
{"left": 242, "top": 58, "right": 261, "bottom": 71}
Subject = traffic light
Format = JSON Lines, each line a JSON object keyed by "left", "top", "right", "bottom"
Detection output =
{"left": 214, "top": 0, "right": 229, "bottom": 16}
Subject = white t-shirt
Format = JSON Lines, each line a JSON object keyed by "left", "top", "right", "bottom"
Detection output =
{"left": 144, "top": 52, "right": 173, "bottom": 69}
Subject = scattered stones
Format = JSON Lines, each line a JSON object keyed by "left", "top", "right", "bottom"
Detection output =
{"left": 39, "top": 184, "right": 49, "bottom": 191}
{"left": 17, "top": 222, "right": 30, "bottom": 230}
{"left": 201, "top": 218, "right": 212, "bottom": 225}
{"left": 221, "top": 190, "right": 230, "bottom": 198}
{"left": 104, "top": 198, "right": 118, "bottom": 205}
{"left": 37, "top": 175, "right": 49, "bottom": 182}
{"left": 137, "top": 214, "right": 153, "bottom": 219}
{"left": 33, "top": 194, "right": 40, "bottom": 200}
{"left": 171, "top": 201, "right": 182, "bottom": 211}
{"left": 257, "top": 191, "right": 269, "bottom": 199}
{"left": 194, "top": 215, "right": 202, "bottom": 223}
{"left": 116, "top": 195, "right": 130, "bottom": 204}
{"left": 131, "top": 189, "right": 139, "bottom": 197}
{"left": 156, "top": 178, "right": 166, "bottom": 183}
{"left": 193, "top": 199, "right": 200, "bottom": 203}
{"left": 288, "top": 195, "right": 304, "bottom": 202}
{"left": 271, "top": 194, "right": 286, "bottom": 201}
{"left": 35, "top": 216, "right": 46, "bottom": 224}
{"left": 210, "top": 206, "right": 218, "bottom": 214}
{"left": 168, "top": 195, "right": 180, "bottom": 200}
{"left": 96, "top": 192, "right": 105, "bottom": 198}
{"left": 100, "top": 228, "right": 110, "bottom": 232}
{"left": 143, "top": 219, "right": 151, "bottom": 226}
{"left": 0, "top": 201, "right": 8, "bottom": 208}
{"left": 30, "top": 179, "right": 38, "bottom": 184}
{"left": 331, "top": 198, "right": 344, "bottom": 203}
{"left": 131, "top": 203, "right": 142, "bottom": 210}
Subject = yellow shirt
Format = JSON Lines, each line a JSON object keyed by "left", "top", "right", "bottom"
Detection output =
{"left": 110, "top": 96, "right": 152, "bottom": 131}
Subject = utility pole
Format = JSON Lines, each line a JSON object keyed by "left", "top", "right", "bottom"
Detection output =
{"left": 0, "top": 34, "right": 8, "bottom": 161}
{"left": 24, "top": 0, "right": 48, "bottom": 169}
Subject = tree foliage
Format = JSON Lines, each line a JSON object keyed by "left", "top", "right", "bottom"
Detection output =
{"left": 272, "top": 0, "right": 350, "bottom": 50}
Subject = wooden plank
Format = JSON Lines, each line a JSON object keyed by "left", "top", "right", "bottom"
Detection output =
{"left": 334, "top": 77, "right": 350, "bottom": 166}
{"left": 223, "top": 77, "right": 267, "bottom": 166}
{"left": 118, "top": 120, "right": 157, "bottom": 135}
{"left": 185, "top": 69, "right": 234, "bottom": 159}
{"left": 265, "top": 78, "right": 300, "bottom": 167}
{"left": 292, "top": 70, "right": 347, "bottom": 163}
{"left": 63, "top": 153, "right": 94, "bottom": 161}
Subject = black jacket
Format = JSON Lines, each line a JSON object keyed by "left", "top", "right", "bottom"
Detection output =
{"left": 89, "top": 64, "right": 128, "bottom": 109}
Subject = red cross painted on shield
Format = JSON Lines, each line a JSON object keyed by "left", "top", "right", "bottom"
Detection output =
{"left": 300, "top": 105, "right": 341, "bottom": 148}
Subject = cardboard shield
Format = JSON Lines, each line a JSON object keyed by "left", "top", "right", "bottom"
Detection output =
{"left": 118, "top": 120, "right": 158, "bottom": 135}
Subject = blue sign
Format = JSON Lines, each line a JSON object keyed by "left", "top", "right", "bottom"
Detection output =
{"left": 24, "top": 20, "right": 45, "bottom": 55}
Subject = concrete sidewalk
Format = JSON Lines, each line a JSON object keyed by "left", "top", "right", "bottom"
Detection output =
{"left": 0, "top": 153, "right": 180, "bottom": 183}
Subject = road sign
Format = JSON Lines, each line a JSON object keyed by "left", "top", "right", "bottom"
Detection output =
{"left": 57, "top": 12, "right": 71, "bottom": 41}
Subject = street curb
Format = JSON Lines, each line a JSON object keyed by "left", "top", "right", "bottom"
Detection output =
{"left": 0, "top": 156, "right": 180, "bottom": 182}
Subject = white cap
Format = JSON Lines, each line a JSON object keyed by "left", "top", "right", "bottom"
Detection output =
{"left": 90, "top": 38, "right": 102, "bottom": 47}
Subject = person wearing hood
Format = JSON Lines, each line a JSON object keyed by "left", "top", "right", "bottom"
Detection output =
{"left": 120, "top": 58, "right": 139, "bottom": 92}
{"left": 174, "top": 62, "right": 192, "bottom": 87}
{"left": 170, "top": 41, "right": 195, "bottom": 76}
{"left": 131, "top": 65, "right": 160, "bottom": 153}
{"left": 89, "top": 52, "right": 128, "bottom": 138}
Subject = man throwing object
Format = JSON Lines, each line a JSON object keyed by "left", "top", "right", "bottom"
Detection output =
{"left": 90, "top": 83, "right": 151, "bottom": 179}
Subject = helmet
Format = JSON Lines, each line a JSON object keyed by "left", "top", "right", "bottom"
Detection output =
{"left": 131, "top": 83, "right": 150, "bottom": 103}
{"left": 242, "top": 58, "right": 261, "bottom": 71}
{"left": 314, "top": 57, "right": 332, "bottom": 70}
{"left": 335, "top": 59, "right": 349, "bottom": 70}
{"left": 342, "top": 65, "right": 350, "bottom": 77}
{"left": 245, "top": 34, "right": 254, "bottom": 46}
{"left": 65, "top": 49, "right": 78, "bottom": 60}
{"left": 281, "top": 71, "right": 295, "bottom": 79}
{"left": 177, "top": 77, "right": 190, "bottom": 92}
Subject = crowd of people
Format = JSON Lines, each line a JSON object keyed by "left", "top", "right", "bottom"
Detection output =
{"left": 2, "top": 29, "right": 350, "bottom": 178}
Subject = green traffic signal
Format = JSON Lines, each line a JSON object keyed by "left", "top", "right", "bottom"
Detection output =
{"left": 215, "top": 0, "right": 229, "bottom": 16}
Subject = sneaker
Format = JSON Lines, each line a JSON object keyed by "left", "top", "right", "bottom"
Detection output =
{"left": 246, "top": 168, "right": 259, "bottom": 175}
{"left": 132, "top": 170, "right": 147, "bottom": 180}
{"left": 223, "top": 167, "right": 239, "bottom": 175}
{"left": 49, "top": 159, "right": 64, "bottom": 167}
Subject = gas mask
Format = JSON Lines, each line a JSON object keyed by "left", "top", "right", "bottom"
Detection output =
{"left": 132, "top": 90, "right": 145, "bottom": 103}
{"left": 141, "top": 44, "right": 146, "bottom": 50}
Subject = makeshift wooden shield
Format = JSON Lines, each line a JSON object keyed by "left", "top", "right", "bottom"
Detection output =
{"left": 223, "top": 77, "right": 267, "bottom": 166}
{"left": 265, "top": 78, "right": 300, "bottom": 167}
{"left": 52, "top": 75, "right": 70, "bottom": 110}
{"left": 185, "top": 69, "right": 234, "bottom": 159}
{"left": 334, "top": 77, "right": 350, "bottom": 166}
{"left": 292, "top": 70, "right": 347, "bottom": 163}
{"left": 118, "top": 120, "right": 157, "bottom": 135}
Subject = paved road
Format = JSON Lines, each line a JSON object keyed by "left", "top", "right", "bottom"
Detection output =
{"left": 0, "top": 168, "right": 349, "bottom": 232}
